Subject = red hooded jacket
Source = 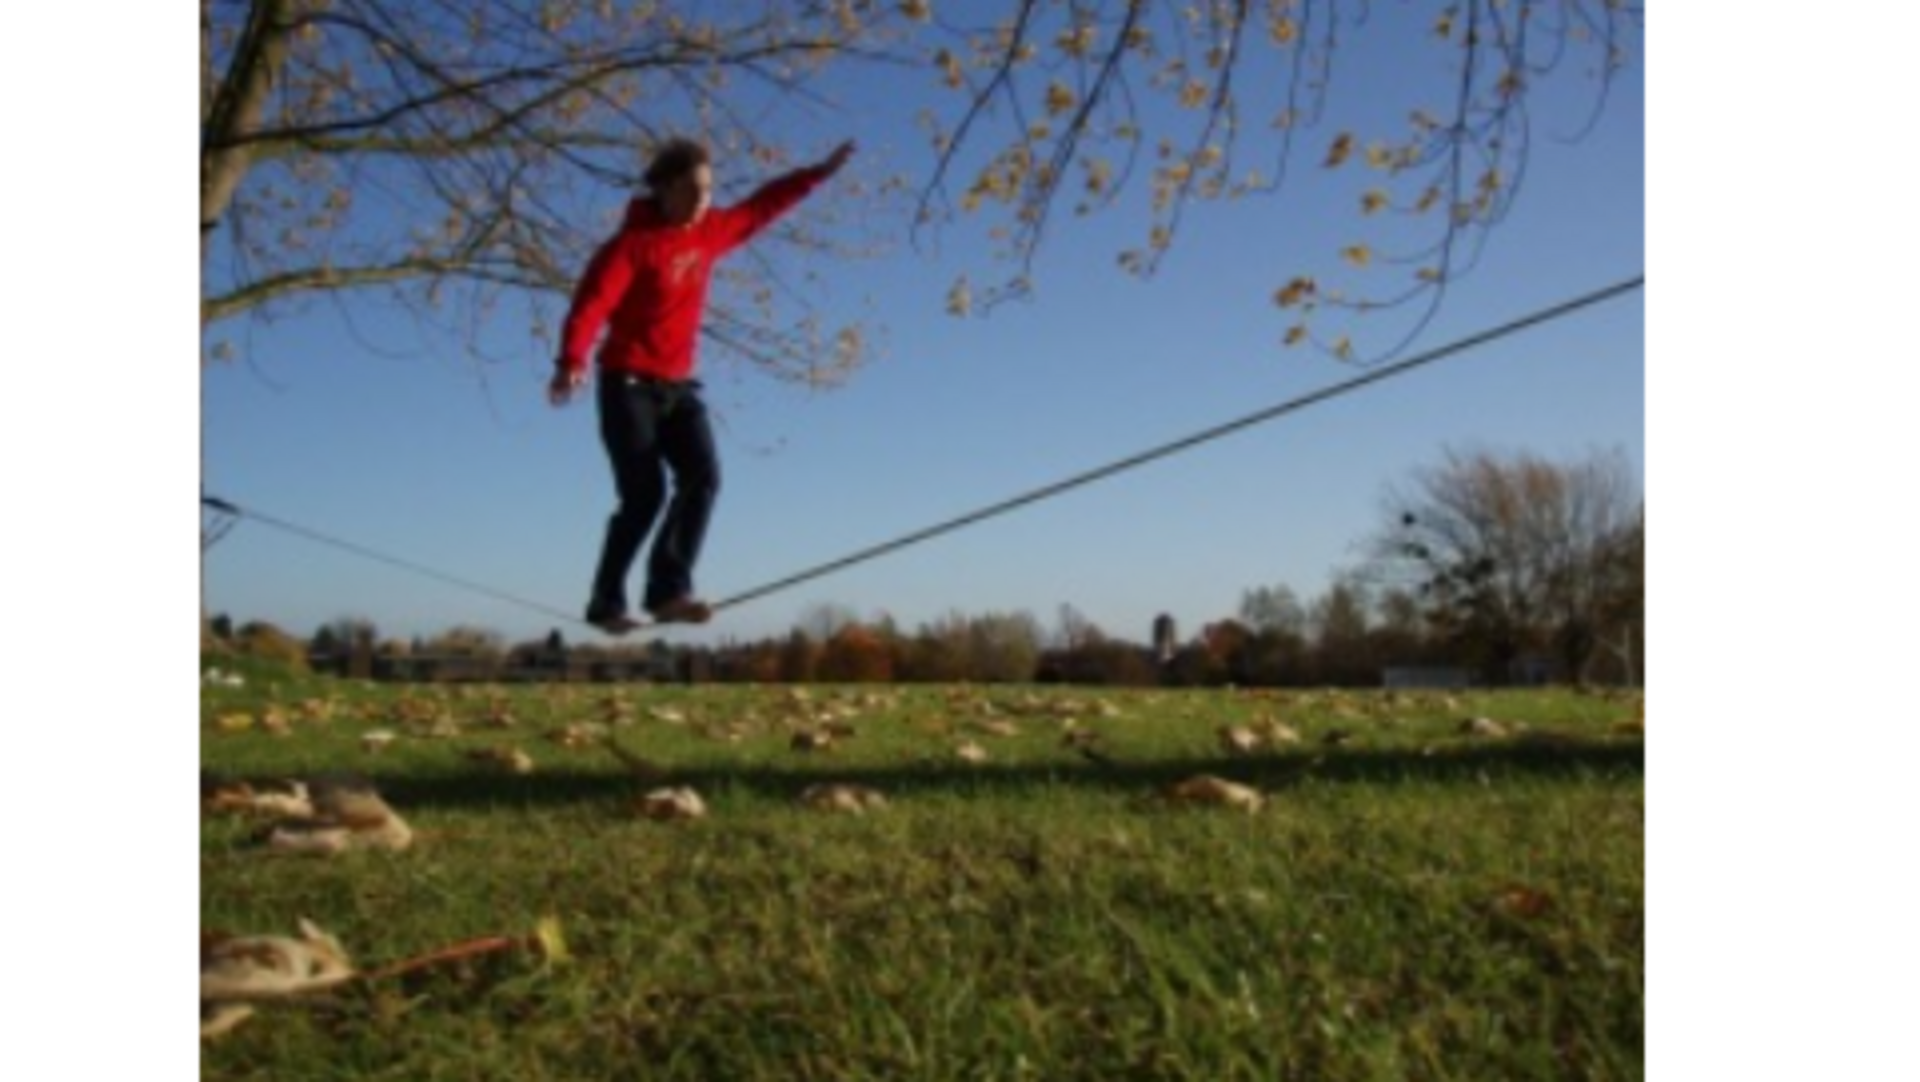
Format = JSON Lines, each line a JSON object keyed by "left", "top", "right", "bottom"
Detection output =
{"left": 558, "top": 163, "right": 831, "bottom": 382}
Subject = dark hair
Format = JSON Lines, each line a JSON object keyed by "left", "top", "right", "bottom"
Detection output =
{"left": 644, "top": 138, "right": 710, "bottom": 191}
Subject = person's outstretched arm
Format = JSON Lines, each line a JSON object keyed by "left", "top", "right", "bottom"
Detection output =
{"left": 710, "top": 140, "right": 856, "bottom": 253}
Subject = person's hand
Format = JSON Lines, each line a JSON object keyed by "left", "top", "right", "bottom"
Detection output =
{"left": 548, "top": 366, "right": 585, "bottom": 406}
{"left": 818, "top": 140, "right": 856, "bottom": 178}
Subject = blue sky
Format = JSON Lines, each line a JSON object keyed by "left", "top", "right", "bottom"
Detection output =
{"left": 200, "top": 7, "right": 1644, "bottom": 649}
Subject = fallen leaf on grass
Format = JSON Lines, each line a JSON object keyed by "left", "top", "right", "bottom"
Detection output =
{"left": 466, "top": 746, "right": 535, "bottom": 775}
{"left": 1161, "top": 774, "right": 1266, "bottom": 813}
{"left": 637, "top": 787, "right": 707, "bottom": 822}
{"left": 799, "top": 783, "right": 889, "bottom": 815}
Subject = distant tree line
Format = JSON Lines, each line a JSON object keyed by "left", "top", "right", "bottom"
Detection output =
{"left": 205, "top": 447, "right": 1642, "bottom": 688}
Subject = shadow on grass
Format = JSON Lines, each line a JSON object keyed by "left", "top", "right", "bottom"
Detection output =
{"left": 351, "top": 737, "right": 1644, "bottom": 813}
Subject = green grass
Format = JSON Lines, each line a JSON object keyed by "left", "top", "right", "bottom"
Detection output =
{"left": 201, "top": 648, "right": 313, "bottom": 689}
{"left": 201, "top": 674, "right": 1643, "bottom": 1081}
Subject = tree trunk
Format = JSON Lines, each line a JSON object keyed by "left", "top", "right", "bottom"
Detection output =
{"left": 202, "top": 0, "right": 293, "bottom": 626}
{"left": 192, "top": 0, "right": 211, "bottom": 652}
{"left": 194, "top": 243, "right": 208, "bottom": 652}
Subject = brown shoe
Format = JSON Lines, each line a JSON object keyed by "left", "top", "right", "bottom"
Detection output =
{"left": 589, "top": 613, "right": 642, "bottom": 636}
{"left": 586, "top": 604, "right": 642, "bottom": 636}
{"left": 647, "top": 597, "right": 713, "bottom": 625}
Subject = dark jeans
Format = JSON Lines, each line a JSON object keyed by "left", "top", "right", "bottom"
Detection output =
{"left": 588, "top": 375, "right": 719, "bottom": 618}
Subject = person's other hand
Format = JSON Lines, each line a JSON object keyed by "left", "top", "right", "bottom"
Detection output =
{"left": 548, "top": 366, "right": 585, "bottom": 406}
{"left": 819, "top": 140, "right": 856, "bottom": 177}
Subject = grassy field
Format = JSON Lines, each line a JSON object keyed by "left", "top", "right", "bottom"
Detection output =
{"left": 200, "top": 660, "right": 1644, "bottom": 1081}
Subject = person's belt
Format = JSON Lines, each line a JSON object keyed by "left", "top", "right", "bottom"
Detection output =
{"left": 608, "top": 372, "right": 701, "bottom": 391}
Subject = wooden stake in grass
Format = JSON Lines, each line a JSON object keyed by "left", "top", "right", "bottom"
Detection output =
{"left": 359, "top": 917, "right": 568, "bottom": 982}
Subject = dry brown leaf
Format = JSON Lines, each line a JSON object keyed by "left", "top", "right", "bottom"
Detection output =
{"left": 202, "top": 918, "right": 355, "bottom": 1039}
{"left": 1218, "top": 725, "right": 1261, "bottom": 755}
{"left": 1261, "top": 720, "right": 1303, "bottom": 746}
{"left": 467, "top": 746, "right": 535, "bottom": 775}
{"left": 1273, "top": 276, "right": 1317, "bottom": 308}
{"left": 791, "top": 730, "right": 834, "bottom": 752}
{"left": 216, "top": 712, "right": 254, "bottom": 733}
{"left": 1323, "top": 132, "right": 1354, "bottom": 168}
{"left": 1044, "top": 80, "right": 1076, "bottom": 117}
{"left": 799, "top": 783, "right": 889, "bottom": 815}
{"left": 637, "top": 786, "right": 707, "bottom": 822}
{"left": 270, "top": 782, "right": 413, "bottom": 854}
{"left": 1162, "top": 774, "right": 1265, "bottom": 813}
{"left": 1492, "top": 884, "right": 1555, "bottom": 920}
{"left": 1459, "top": 716, "right": 1510, "bottom": 738}
{"left": 547, "top": 722, "right": 601, "bottom": 748}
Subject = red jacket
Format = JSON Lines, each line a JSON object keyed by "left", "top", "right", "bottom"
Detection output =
{"left": 558, "top": 164, "right": 831, "bottom": 381}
